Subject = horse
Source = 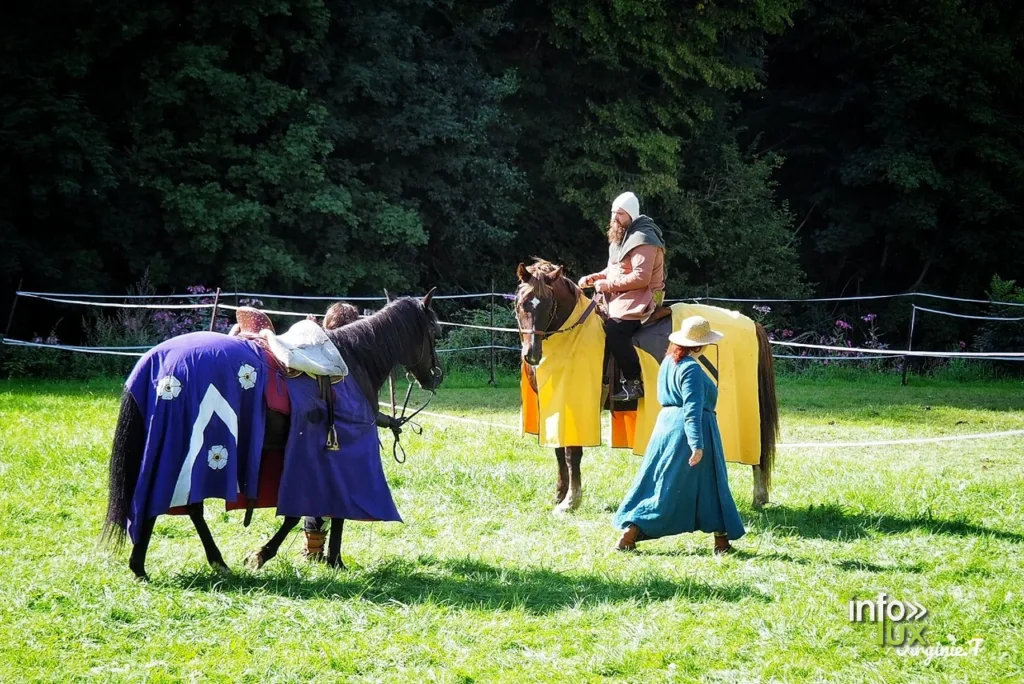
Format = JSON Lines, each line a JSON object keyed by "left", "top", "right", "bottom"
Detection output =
{"left": 514, "top": 260, "right": 779, "bottom": 512}
{"left": 102, "top": 291, "right": 442, "bottom": 580}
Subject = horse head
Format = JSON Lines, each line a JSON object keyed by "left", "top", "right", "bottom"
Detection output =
{"left": 515, "top": 259, "right": 575, "bottom": 366}
{"left": 384, "top": 287, "right": 443, "bottom": 392}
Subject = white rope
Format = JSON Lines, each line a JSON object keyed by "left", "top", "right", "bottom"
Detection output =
{"left": 685, "top": 293, "right": 902, "bottom": 303}
{"left": 773, "top": 354, "right": 894, "bottom": 361}
{"left": 380, "top": 404, "right": 1024, "bottom": 448}
{"left": 17, "top": 293, "right": 216, "bottom": 310}
{"left": 777, "top": 428, "right": 1024, "bottom": 449}
{"left": 218, "top": 304, "right": 315, "bottom": 318}
{"left": 376, "top": 403, "right": 520, "bottom": 431}
{"left": 914, "top": 305, "right": 1024, "bottom": 322}
{"left": 770, "top": 340, "right": 1024, "bottom": 359}
{"left": 17, "top": 288, "right": 1024, "bottom": 308}
{"left": 673, "top": 292, "right": 1024, "bottom": 308}
{"left": 437, "top": 345, "right": 520, "bottom": 353}
{"left": 18, "top": 290, "right": 217, "bottom": 300}
{"left": 2, "top": 337, "right": 522, "bottom": 357}
{"left": 230, "top": 291, "right": 506, "bottom": 302}
{"left": 911, "top": 292, "right": 1024, "bottom": 308}
{"left": 1, "top": 338, "right": 144, "bottom": 357}
{"left": 439, "top": 320, "right": 522, "bottom": 334}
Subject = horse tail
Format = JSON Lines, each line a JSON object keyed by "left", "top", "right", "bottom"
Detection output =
{"left": 755, "top": 322, "right": 780, "bottom": 493}
{"left": 101, "top": 389, "right": 145, "bottom": 550}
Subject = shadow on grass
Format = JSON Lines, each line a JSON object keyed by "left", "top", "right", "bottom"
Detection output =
{"left": 756, "top": 503, "right": 1024, "bottom": 543}
{"left": 636, "top": 546, "right": 925, "bottom": 574}
{"left": 162, "top": 555, "right": 771, "bottom": 612}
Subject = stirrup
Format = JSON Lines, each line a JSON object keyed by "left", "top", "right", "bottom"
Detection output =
{"left": 611, "top": 379, "right": 644, "bottom": 402}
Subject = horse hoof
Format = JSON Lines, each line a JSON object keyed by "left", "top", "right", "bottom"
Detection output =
{"left": 327, "top": 557, "right": 346, "bottom": 570}
{"left": 213, "top": 562, "right": 234, "bottom": 577}
{"left": 553, "top": 502, "right": 574, "bottom": 516}
{"left": 132, "top": 571, "right": 150, "bottom": 583}
{"left": 243, "top": 551, "right": 265, "bottom": 571}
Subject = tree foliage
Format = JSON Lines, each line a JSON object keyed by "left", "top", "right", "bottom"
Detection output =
{"left": 15, "top": 0, "right": 1020, "bottom": 321}
{"left": 747, "top": 0, "right": 1024, "bottom": 297}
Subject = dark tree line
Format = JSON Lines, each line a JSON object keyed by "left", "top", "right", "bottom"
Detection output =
{"left": 3, "top": 0, "right": 1021, "bottom": 313}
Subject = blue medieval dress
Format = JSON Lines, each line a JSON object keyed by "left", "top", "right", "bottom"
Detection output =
{"left": 613, "top": 354, "right": 745, "bottom": 540}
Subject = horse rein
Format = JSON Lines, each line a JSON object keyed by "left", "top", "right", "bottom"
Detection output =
{"left": 384, "top": 321, "right": 441, "bottom": 463}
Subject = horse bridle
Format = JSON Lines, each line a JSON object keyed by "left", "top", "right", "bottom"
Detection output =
{"left": 385, "top": 318, "right": 442, "bottom": 463}
{"left": 517, "top": 280, "right": 597, "bottom": 339}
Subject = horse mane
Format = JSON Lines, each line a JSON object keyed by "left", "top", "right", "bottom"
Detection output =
{"left": 326, "top": 298, "right": 437, "bottom": 405}
{"left": 527, "top": 258, "right": 560, "bottom": 276}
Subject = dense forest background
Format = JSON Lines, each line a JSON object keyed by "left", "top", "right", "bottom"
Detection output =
{"left": 3, "top": 1, "right": 1023, "bottom": 343}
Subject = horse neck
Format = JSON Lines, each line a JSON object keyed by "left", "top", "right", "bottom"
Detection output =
{"left": 331, "top": 306, "right": 418, "bottom": 401}
{"left": 548, "top": 277, "right": 578, "bottom": 332}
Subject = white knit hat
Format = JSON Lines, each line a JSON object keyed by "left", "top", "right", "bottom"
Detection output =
{"left": 669, "top": 315, "right": 725, "bottom": 348}
{"left": 611, "top": 191, "right": 640, "bottom": 221}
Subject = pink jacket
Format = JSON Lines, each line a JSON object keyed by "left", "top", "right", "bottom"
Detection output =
{"left": 590, "top": 244, "right": 666, "bottom": 321}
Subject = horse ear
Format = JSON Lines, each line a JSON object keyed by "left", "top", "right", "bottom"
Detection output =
{"left": 422, "top": 287, "right": 437, "bottom": 310}
{"left": 517, "top": 263, "right": 530, "bottom": 283}
{"left": 383, "top": 288, "right": 394, "bottom": 303}
{"left": 545, "top": 265, "right": 564, "bottom": 282}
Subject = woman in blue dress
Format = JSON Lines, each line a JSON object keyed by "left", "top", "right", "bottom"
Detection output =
{"left": 613, "top": 315, "right": 745, "bottom": 554}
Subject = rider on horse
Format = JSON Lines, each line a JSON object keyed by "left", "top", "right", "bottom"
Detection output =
{"left": 578, "top": 191, "right": 666, "bottom": 402}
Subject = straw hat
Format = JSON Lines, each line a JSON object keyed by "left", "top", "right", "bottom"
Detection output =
{"left": 669, "top": 315, "right": 724, "bottom": 348}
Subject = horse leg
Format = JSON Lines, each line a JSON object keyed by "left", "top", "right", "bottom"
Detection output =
{"left": 187, "top": 502, "right": 231, "bottom": 576}
{"left": 326, "top": 519, "right": 346, "bottom": 570}
{"left": 128, "top": 516, "right": 156, "bottom": 581}
{"left": 553, "top": 448, "right": 569, "bottom": 505}
{"left": 752, "top": 465, "right": 768, "bottom": 510}
{"left": 555, "top": 447, "right": 583, "bottom": 513}
{"left": 244, "top": 516, "right": 301, "bottom": 570}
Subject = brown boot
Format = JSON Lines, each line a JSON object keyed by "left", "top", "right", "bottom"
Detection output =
{"left": 303, "top": 530, "right": 326, "bottom": 562}
{"left": 615, "top": 524, "right": 641, "bottom": 552}
{"left": 713, "top": 533, "right": 734, "bottom": 555}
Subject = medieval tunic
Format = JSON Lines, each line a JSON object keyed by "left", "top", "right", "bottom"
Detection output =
{"left": 614, "top": 355, "right": 745, "bottom": 540}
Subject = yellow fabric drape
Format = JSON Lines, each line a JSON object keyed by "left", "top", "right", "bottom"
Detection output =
{"left": 520, "top": 295, "right": 605, "bottom": 448}
{"left": 614, "top": 303, "right": 763, "bottom": 466}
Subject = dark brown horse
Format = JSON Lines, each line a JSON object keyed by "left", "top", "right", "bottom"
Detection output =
{"left": 102, "top": 292, "right": 442, "bottom": 580}
{"left": 514, "top": 260, "right": 780, "bottom": 511}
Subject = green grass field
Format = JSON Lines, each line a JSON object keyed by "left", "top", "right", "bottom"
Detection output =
{"left": 1, "top": 373, "right": 1022, "bottom": 682}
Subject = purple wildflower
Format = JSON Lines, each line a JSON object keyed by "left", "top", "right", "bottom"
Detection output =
{"left": 836, "top": 319, "right": 853, "bottom": 331}
{"left": 861, "top": 313, "right": 877, "bottom": 323}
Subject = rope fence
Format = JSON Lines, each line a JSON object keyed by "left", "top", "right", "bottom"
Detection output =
{"left": 14, "top": 288, "right": 1024, "bottom": 307}
{"left": 5, "top": 289, "right": 1024, "bottom": 372}
{"left": 4, "top": 281, "right": 1022, "bottom": 451}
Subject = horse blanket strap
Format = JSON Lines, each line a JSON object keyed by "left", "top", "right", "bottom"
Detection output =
{"left": 319, "top": 375, "right": 341, "bottom": 451}
{"left": 697, "top": 354, "right": 720, "bottom": 383}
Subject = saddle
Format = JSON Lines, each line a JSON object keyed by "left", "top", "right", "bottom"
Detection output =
{"left": 232, "top": 307, "right": 348, "bottom": 452}
{"left": 231, "top": 307, "right": 348, "bottom": 380}
{"left": 600, "top": 305, "right": 673, "bottom": 411}
{"left": 642, "top": 305, "right": 673, "bottom": 328}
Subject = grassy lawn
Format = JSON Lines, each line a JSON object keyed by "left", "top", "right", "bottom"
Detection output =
{"left": 1, "top": 372, "right": 1022, "bottom": 682}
